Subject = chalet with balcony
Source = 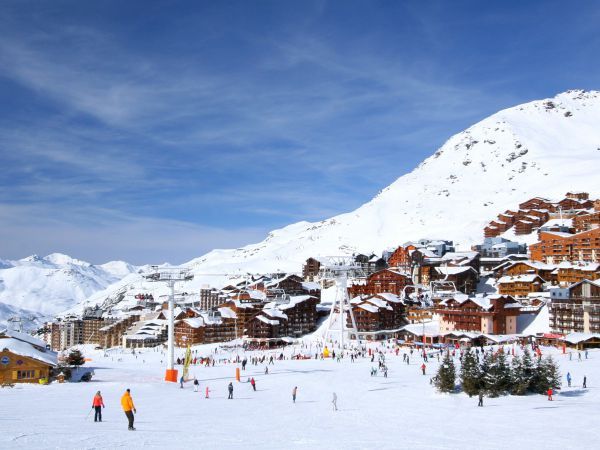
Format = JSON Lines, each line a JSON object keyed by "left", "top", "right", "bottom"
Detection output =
{"left": 349, "top": 269, "right": 412, "bottom": 297}
{"left": 433, "top": 294, "right": 521, "bottom": 334}
{"left": 530, "top": 228, "right": 600, "bottom": 264}
{"left": 497, "top": 274, "right": 546, "bottom": 298}
{"left": 549, "top": 279, "right": 600, "bottom": 335}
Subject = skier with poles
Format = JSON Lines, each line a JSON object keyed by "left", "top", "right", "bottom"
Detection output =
{"left": 121, "top": 388, "right": 137, "bottom": 430}
{"left": 250, "top": 377, "right": 256, "bottom": 391}
{"left": 92, "top": 390, "right": 105, "bottom": 422}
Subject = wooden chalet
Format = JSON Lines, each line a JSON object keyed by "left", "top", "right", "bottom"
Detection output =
{"left": 387, "top": 244, "right": 417, "bottom": 272}
{"left": 432, "top": 266, "right": 479, "bottom": 294}
{"left": 530, "top": 228, "right": 600, "bottom": 264}
{"left": 493, "top": 260, "right": 556, "bottom": 283}
{"left": 434, "top": 294, "right": 521, "bottom": 334}
{"left": 0, "top": 330, "right": 57, "bottom": 384}
{"left": 555, "top": 262, "right": 600, "bottom": 286}
{"left": 497, "top": 274, "right": 545, "bottom": 298}
{"left": 349, "top": 269, "right": 412, "bottom": 297}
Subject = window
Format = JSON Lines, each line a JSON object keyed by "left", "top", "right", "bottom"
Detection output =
{"left": 17, "top": 370, "right": 36, "bottom": 380}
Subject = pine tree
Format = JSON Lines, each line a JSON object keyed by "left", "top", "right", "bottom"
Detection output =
{"left": 483, "top": 351, "right": 511, "bottom": 397}
{"left": 434, "top": 351, "right": 456, "bottom": 393}
{"left": 67, "top": 349, "right": 85, "bottom": 367}
{"left": 460, "top": 347, "right": 481, "bottom": 397}
{"left": 479, "top": 351, "right": 493, "bottom": 395}
{"left": 532, "top": 356, "right": 561, "bottom": 394}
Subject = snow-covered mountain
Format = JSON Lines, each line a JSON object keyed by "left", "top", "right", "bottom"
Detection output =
{"left": 5, "top": 90, "right": 600, "bottom": 319}
{"left": 186, "top": 90, "right": 600, "bottom": 272}
{"left": 0, "top": 253, "right": 138, "bottom": 327}
{"left": 65, "top": 89, "right": 600, "bottom": 314}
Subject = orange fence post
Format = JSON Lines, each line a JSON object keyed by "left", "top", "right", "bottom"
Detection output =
{"left": 236, "top": 367, "right": 240, "bottom": 382}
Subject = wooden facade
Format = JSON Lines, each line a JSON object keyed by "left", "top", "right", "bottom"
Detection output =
{"left": 349, "top": 269, "right": 412, "bottom": 297}
{"left": 530, "top": 228, "right": 600, "bottom": 264}
{"left": 497, "top": 274, "right": 545, "bottom": 298}
{"left": 434, "top": 295, "right": 521, "bottom": 334}
{"left": 0, "top": 333, "right": 57, "bottom": 384}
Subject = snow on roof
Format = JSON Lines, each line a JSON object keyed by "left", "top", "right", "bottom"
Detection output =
{"left": 277, "top": 295, "right": 316, "bottom": 310}
{"left": 557, "top": 261, "right": 600, "bottom": 271}
{"left": 497, "top": 274, "right": 544, "bottom": 284}
{"left": 262, "top": 308, "right": 288, "bottom": 320}
{"left": 256, "top": 315, "right": 280, "bottom": 326}
{"left": 0, "top": 337, "right": 57, "bottom": 366}
{"left": 434, "top": 266, "right": 476, "bottom": 275}
{"left": 521, "top": 305, "right": 550, "bottom": 335}
{"left": 401, "top": 320, "right": 441, "bottom": 337}
{"left": 540, "top": 218, "right": 573, "bottom": 228}
{"left": 365, "top": 297, "right": 389, "bottom": 308}
{"left": 376, "top": 293, "right": 403, "bottom": 303}
{"left": 217, "top": 307, "right": 237, "bottom": 319}
{"left": 440, "top": 251, "right": 478, "bottom": 261}
{"left": 301, "top": 282, "right": 320, "bottom": 291}
{"left": 1, "top": 329, "right": 47, "bottom": 349}
{"left": 357, "top": 303, "right": 380, "bottom": 313}
{"left": 183, "top": 318, "right": 205, "bottom": 328}
{"left": 563, "top": 332, "right": 600, "bottom": 344}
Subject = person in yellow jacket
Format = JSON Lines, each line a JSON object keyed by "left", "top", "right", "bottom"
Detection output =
{"left": 121, "top": 388, "right": 137, "bottom": 430}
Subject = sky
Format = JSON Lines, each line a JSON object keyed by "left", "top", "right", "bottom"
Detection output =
{"left": 0, "top": 0, "right": 599, "bottom": 265}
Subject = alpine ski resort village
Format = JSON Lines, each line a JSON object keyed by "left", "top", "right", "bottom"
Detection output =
{"left": 1, "top": 3, "right": 600, "bottom": 450}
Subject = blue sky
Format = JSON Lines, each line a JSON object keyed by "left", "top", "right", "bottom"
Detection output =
{"left": 1, "top": 1, "right": 599, "bottom": 264}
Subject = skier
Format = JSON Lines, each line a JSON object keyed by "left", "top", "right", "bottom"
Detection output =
{"left": 265, "top": 366, "right": 269, "bottom": 375}
{"left": 578, "top": 352, "right": 582, "bottom": 361}
{"left": 421, "top": 363, "right": 426, "bottom": 375}
{"left": 292, "top": 386, "right": 297, "bottom": 403}
{"left": 250, "top": 377, "right": 256, "bottom": 391}
{"left": 180, "top": 375, "right": 184, "bottom": 389}
{"left": 406, "top": 356, "right": 410, "bottom": 365}
{"left": 384, "top": 368, "right": 388, "bottom": 378}
{"left": 120, "top": 388, "right": 137, "bottom": 431}
{"left": 228, "top": 382, "right": 234, "bottom": 399}
{"left": 332, "top": 392, "right": 338, "bottom": 411}
{"left": 205, "top": 386, "right": 210, "bottom": 398}
{"left": 193, "top": 378, "right": 199, "bottom": 392}
{"left": 583, "top": 376, "right": 587, "bottom": 388}
{"left": 92, "top": 390, "right": 105, "bottom": 422}
{"left": 566, "top": 372, "right": 571, "bottom": 387}
{"left": 585, "top": 349, "right": 589, "bottom": 359}
{"left": 547, "top": 387, "right": 553, "bottom": 401}
{"left": 478, "top": 391, "right": 483, "bottom": 407}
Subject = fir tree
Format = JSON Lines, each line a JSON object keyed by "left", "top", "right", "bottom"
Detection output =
{"left": 483, "top": 351, "right": 511, "bottom": 397}
{"left": 479, "top": 351, "right": 493, "bottom": 395}
{"left": 532, "top": 356, "right": 561, "bottom": 394}
{"left": 510, "top": 353, "right": 529, "bottom": 395}
{"left": 434, "top": 351, "right": 456, "bottom": 393}
{"left": 460, "top": 347, "right": 481, "bottom": 397}
{"left": 67, "top": 349, "right": 85, "bottom": 367}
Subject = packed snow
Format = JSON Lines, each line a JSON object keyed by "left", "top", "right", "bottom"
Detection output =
{"left": 0, "top": 340, "right": 597, "bottom": 449}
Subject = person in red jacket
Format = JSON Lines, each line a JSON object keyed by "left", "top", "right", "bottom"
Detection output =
{"left": 250, "top": 377, "right": 256, "bottom": 391}
{"left": 421, "top": 363, "right": 426, "bottom": 375}
{"left": 92, "top": 391, "right": 105, "bottom": 422}
{"left": 547, "top": 388, "right": 553, "bottom": 401}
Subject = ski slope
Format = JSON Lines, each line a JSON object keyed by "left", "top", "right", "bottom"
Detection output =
{"left": 0, "top": 342, "right": 597, "bottom": 449}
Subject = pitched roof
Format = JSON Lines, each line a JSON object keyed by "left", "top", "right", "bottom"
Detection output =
{"left": 0, "top": 337, "right": 57, "bottom": 366}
